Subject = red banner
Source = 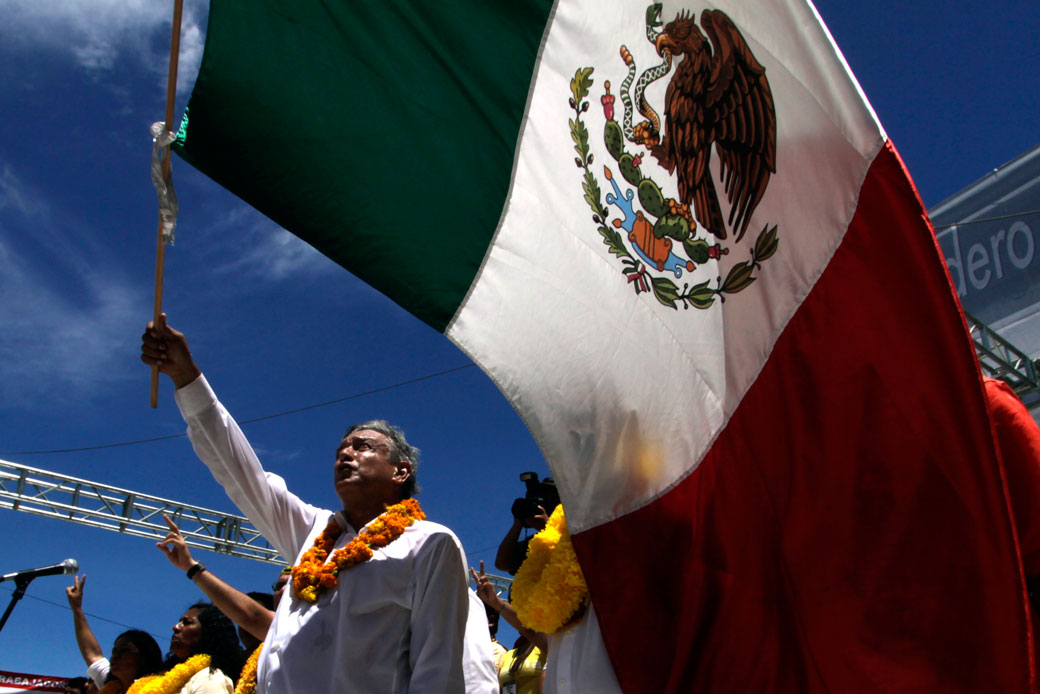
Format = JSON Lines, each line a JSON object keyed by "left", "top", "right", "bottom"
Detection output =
{"left": 0, "top": 671, "right": 68, "bottom": 694}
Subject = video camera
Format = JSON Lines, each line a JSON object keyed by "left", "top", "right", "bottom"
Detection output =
{"left": 510, "top": 472, "right": 560, "bottom": 521}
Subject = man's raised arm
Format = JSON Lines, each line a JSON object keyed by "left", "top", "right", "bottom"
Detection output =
{"left": 140, "top": 314, "right": 320, "bottom": 562}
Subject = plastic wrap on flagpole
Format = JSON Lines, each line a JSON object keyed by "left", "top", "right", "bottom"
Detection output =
{"left": 150, "top": 122, "right": 178, "bottom": 245}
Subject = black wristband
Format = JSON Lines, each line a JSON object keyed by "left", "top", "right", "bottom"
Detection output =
{"left": 186, "top": 562, "right": 206, "bottom": 580}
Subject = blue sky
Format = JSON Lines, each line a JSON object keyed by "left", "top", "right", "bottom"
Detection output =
{"left": 0, "top": 0, "right": 1037, "bottom": 677}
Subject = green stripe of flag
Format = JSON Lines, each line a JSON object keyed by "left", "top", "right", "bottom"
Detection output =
{"left": 174, "top": 0, "right": 554, "bottom": 330}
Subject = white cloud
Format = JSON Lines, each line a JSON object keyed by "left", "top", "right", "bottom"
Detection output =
{"left": 0, "top": 165, "right": 48, "bottom": 219}
{"left": 0, "top": 166, "right": 335, "bottom": 409}
{"left": 0, "top": 248, "right": 144, "bottom": 405}
{"left": 0, "top": 0, "right": 208, "bottom": 96}
{"left": 0, "top": 165, "right": 145, "bottom": 406}
{"left": 177, "top": 19, "right": 205, "bottom": 95}
{"left": 202, "top": 205, "right": 339, "bottom": 283}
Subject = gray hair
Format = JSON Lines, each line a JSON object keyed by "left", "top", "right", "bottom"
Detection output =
{"left": 343, "top": 419, "right": 420, "bottom": 498}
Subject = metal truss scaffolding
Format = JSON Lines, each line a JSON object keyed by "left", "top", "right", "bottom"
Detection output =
{"left": 965, "top": 310, "right": 1039, "bottom": 397}
{"left": 0, "top": 459, "right": 284, "bottom": 565}
{"left": 0, "top": 459, "right": 514, "bottom": 592}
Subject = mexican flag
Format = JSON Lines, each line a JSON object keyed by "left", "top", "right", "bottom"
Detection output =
{"left": 173, "top": 0, "right": 1033, "bottom": 691}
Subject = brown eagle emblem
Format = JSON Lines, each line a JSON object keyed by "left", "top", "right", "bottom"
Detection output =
{"left": 651, "top": 9, "right": 776, "bottom": 241}
{"left": 568, "top": 5, "right": 780, "bottom": 311}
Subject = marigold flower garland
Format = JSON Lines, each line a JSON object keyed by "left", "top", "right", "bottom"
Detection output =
{"left": 125, "top": 654, "right": 210, "bottom": 694}
{"left": 292, "top": 498, "right": 425, "bottom": 603}
{"left": 234, "top": 644, "right": 262, "bottom": 694}
{"left": 510, "top": 506, "right": 589, "bottom": 634}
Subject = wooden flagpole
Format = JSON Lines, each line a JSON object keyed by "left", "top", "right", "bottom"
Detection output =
{"left": 151, "top": 0, "right": 184, "bottom": 408}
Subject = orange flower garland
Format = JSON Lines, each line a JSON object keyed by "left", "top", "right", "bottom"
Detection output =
{"left": 292, "top": 498, "right": 425, "bottom": 603}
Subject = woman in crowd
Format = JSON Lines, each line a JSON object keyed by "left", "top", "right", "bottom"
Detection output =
{"left": 497, "top": 635, "right": 547, "bottom": 694}
{"left": 66, "top": 576, "right": 164, "bottom": 693}
{"left": 475, "top": 503, "right": 622, "bottom": 694}
{"left": 100, "top": 631, "right": 165, "bottom": 694}
{"left": 135, "top": 602, "right": 244, "bottom": 694}
{"left": 472, "top": 562, "right": 548, "bottom": 694}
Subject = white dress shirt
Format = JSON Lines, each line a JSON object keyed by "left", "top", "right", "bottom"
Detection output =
{"left": 544, "top": 605, "right": 622, "bottom": 694}
{"left": 176, "top": 374, "right": 469, "bottom": 694}
{"left": 464, "top": 590, "right": 500, "bottom": 694}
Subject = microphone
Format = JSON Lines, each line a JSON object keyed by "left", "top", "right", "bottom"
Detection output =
{"left": 0, "top": 559, "right": 78, "bottom": 583}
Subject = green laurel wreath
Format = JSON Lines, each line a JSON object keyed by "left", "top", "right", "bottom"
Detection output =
{"left": 569, "top": 67, "right": 779, "bottom": 310}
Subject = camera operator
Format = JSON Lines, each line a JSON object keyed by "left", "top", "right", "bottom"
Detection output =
{"left": 495, "top": 473, "right": 559, "bottom": 575}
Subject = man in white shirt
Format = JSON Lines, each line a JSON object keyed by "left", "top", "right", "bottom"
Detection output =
{"left": 142, "top": 314, "right": 483, "bottom": 694}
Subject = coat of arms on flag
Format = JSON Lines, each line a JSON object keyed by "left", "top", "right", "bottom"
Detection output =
{"left": 571, "top": 4, "right": 779, "bottom": 309}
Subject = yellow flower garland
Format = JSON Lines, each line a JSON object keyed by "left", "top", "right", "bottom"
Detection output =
{"left": 511, "top": 506, "right": 588, "bottom": 634}
{"left": 234, "top": 643, "right": 262, "bottom": 694}
{"left": 125, "top": 654, "right": 210, "bottom": 694}
{"left": 292, "top": 498, "right": 425, "bottom": 603}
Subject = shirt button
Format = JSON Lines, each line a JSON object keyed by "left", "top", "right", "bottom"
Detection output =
{"left": 270, "top": 643, "right": 280, "bottom": 653}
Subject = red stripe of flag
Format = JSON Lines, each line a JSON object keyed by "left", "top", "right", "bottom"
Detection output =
{"left": 576, "top": 141, "right": 1034, "bottom": 693}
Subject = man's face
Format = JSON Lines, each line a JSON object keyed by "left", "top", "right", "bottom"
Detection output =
{"left": 334, "top": 429, "right": 410, "bottom": 507}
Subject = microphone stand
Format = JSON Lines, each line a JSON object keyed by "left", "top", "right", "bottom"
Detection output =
{"left": 0, "top": 575, "right": 34, "bottom": 635}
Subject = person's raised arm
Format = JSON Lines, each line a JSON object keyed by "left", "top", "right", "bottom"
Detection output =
{"left": 140, "top": 313, "right": 201, "bottom": 389}
{"left": 495, "top": 505, "right": 548, "bottom": 574}
{"left": 65, "top": 575, "right": 105, "bottom": 666}
{"left": 156, "top": 516, "right": 274, "bottom": 641}
{"left": 470, "top": 562, "right": 548, "bottom": 652}
{"left": 140, "top": 315, "right": 321, "bottom": 562}
{"left": 494, "top": 518, "right": 525, "bottom": 573}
